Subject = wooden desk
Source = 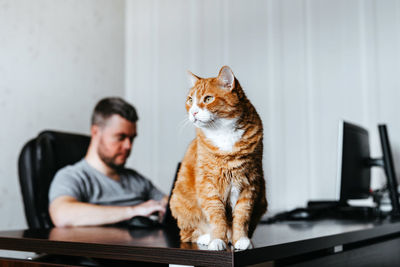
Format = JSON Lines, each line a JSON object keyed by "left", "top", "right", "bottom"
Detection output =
{"left": 0, "top": 219, "right": 400, "bottom": 266}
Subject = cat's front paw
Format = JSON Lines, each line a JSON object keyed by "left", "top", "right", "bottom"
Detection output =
{"left": 196, "top": 234, "right": 211, "bottom": 245}
{"left": 208, "top": 239, "right": 226, "bottom": 251}
{"left": 234, "top": 237, "right": 253, "bottom": 250}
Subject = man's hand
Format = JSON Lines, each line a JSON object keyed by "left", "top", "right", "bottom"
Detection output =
{"left": 129, "top": 199, "right": 166, "bottom": 218}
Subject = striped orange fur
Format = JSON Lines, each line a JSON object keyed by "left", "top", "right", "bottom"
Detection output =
{"left": 170, "top": 66, "right": 267, "bottom": 250}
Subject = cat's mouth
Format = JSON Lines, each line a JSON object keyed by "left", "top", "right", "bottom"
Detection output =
{"left": 193, "top": 118, "right": 207, "bottom": 126}
{"left": 190, "top": 112, "right": 215, "bottom": 128}
{"left": 194, "top": 118, "right": 203, "bottom": 124}
{"left": 193, "top": 118, "right": 215, "bottom": 128}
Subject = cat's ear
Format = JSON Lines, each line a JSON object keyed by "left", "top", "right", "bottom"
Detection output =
{"left": 217, "top": 66, "right": 235, "bottom": 91}
{"left": 187, "top": 71, "right": 200, "bottom": 87}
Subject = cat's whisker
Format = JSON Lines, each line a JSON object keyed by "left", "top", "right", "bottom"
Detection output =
{"left": 178, "top": 115, "right": 190, "bottom": 127}
{"left": 178, "top": 118, "right": 187, "bottom": 128}
{"left": 178, "top": 116, "right": 192, "bottom": 135}
{"left": 177, "top": 120, "right": 187, "bottom": 131}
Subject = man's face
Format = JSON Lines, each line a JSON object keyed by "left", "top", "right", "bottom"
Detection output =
{"left": 95, "top": 114, "right": 137, "bottom": 169}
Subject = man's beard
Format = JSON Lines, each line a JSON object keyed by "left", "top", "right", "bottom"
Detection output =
{"left": 97, "top": 147, "right": 127, "bottom": 171}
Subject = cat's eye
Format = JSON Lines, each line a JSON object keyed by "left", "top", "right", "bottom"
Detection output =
{"left": 204, "top": 96, "right": 214, "bottom": 104}
{"left": 187, "top": 97, "right": 193, "bottom": 105}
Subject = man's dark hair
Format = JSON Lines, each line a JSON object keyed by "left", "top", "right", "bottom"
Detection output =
{"left": 91, "top": 97, "right": 138, "bottom": 126}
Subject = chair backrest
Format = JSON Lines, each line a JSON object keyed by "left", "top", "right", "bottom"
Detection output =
{"left": 18, "top": 130, "right": 90, "bottom": 229}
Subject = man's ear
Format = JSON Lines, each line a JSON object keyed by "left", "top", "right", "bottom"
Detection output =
{"left": 90, "top": 125, "right": 100, "bottom": 138}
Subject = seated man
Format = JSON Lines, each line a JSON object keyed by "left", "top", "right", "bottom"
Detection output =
{"left": 49, "top": 97, "right": 167, "bottom": 227}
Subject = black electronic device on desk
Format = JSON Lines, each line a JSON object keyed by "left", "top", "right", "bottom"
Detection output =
{"left": 121, "top": 163, "right": 181, "bottom": 228}
{"left": 263, "top": 202, "right": 379, "bottom": 224}
{"left": 264, "top": 121, "right": 400, "bottom": 224}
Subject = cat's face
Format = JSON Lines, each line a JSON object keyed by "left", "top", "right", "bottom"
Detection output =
{"left": 186, "top": 66, "right": 240, "bottom": 129}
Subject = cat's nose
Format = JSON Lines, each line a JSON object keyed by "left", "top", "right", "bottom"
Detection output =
{"left": 193, "top": 111, "right": 198, "bottom": 117}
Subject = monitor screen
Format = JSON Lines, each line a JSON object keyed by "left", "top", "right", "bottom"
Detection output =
{"left": 337, "top": 121, "right": 371, "bottom": 203}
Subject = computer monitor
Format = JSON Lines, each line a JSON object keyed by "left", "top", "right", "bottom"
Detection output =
{"left": 337, "top": 120, "right": 400, "bottom": 217}
{"left": 336, "top": 121, "right": 371, "bottom": 203}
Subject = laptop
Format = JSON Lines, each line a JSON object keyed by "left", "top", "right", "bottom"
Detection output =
{"left": 126, "top": 163, "right": 180, "bottom": 228}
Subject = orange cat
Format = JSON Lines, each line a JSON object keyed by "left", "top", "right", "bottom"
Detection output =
{"left": 170, "top": 66, "right": 267, "bottom": 251}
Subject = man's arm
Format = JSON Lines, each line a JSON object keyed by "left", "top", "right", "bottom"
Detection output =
{"left": 49, "top": 196, "right": 166, "bottom": 227}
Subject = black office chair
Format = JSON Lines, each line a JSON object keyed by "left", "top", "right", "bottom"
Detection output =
{"left": 18, "top": 130, "right": 90, "bottom": 229}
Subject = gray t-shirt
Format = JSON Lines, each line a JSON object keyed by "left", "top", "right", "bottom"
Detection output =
{"left": 48, "top": 159, "right": 164, "bottom": 206}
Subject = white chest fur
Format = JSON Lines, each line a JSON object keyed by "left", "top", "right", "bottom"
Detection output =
{"left": 201, "top": 118, "right": 244, "bottom": 152}
{"left": 230, "top": 185, "right": 240, "bottom": 211}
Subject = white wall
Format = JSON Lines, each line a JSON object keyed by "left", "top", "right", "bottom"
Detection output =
{"left": 0, "top": 0, "right": 125, "bottom": 230}
{"left": 125, "top": 0, "right": 400, "bottom": 212}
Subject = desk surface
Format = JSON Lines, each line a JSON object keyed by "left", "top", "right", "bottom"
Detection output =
{"left": 0, "top": 219, "right": 399, "bottom": 266}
